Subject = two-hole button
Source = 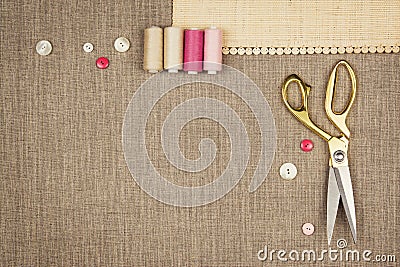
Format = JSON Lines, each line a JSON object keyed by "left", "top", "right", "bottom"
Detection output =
{"left": 302, "top": 223, "right": 315, "bottom": 235}
{"left": 279, "top": 163, "right": 297, "bottom": 180}
{"left": 36, "top": 40, "right": 52, "bottom": 56}
{"left": 301, "top": 139, "right": 314, "bottom": 152}
{"left": 96, "top": 57, "right": 109, "bottom": 69}
{"left": 114, "top": 37, "right": 130, "bottom": 52}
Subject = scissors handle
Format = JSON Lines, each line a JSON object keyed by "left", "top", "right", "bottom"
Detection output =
{"left": 325, "top": 60, "right": 356, "bottom": 139}
{"left": 282, "top": 75, "right": 332, "bottom": 141}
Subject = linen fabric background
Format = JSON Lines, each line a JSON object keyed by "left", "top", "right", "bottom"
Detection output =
{"left": 1, "top": 1, "right": 399, "bottom": 266}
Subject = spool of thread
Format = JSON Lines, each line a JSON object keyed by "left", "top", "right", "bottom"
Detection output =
{"left": 204, "top": 27, "right": 223, "bottom": 74}
{"left": 183, "top": 29, "right": 204, "bottom": 74}
{"left": 144, "top": 26, "right": 163, "bottom": 73}
{"left": 164, "top": 27, "right": 184, "bottom": 73}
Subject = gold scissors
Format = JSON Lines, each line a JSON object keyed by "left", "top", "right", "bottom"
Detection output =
{"left": 282, "top": 60, "right": 357, "bottom": 244}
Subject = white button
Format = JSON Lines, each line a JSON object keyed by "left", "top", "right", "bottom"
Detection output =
{"left": 354, "top": 47, "right": 362, "bottom": 54}
{"left": 260, "top": 47, "right": 268, "bottom": 54}
{"left": 276, "top": 47, "right": 284, "bottom": 55}
{"left": 36, "top": 40, "right": 52, "bottom": 56}
{"left": 306, "top": 47, "right": 315, "bottom": 54}
{"left": 384, "top": 46, "right": 392, "bottom": 53}
{"left": 361, "top": 46, "right": 369, "bottom": 54}
{"left": 114, "top": 37, "right": 130, "bottom": 52}
{"left": 345, "top": 46, "right": 354, "bottom": 53}
{"left": 338, "top": 47, "right": 346, "bottom": 54}
{"left": 83, "top": 42, "right": 94, "bottom": 53}
{"left": 376, "top": 46, "right": 385, "bottom": 53}
{"left": 229, "top": 47, "right": 238, "bottom": 55}
{"left": 253, "top": 47, "right": 261, "bottom": 55}
{"left": 314, "top": 47, "right": 322, "bottom": 54}
{"left": 268, "top": 47, "right": 276, "bottom": 55}
{"left": 368, "top": 46, "right": 376, "bottom": 53}
{"left": 280, "top": 163, "right": 297, "bottom": 180}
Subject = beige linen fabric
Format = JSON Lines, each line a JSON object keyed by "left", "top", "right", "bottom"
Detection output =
{"left": 1, "top": 0, "right": 399, "bottom": 266}
{"left": 173, "top": 0, "right": 400, "bottom": 49}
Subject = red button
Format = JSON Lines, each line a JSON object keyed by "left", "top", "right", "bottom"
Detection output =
{"left": 301, "top": 139, "right": 314, "bottom": 152}
{"left": 96, "top": 57, "right": 109, "bottom": 69}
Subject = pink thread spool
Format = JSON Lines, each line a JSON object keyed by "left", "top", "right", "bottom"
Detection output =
{"left": 204, "top": 26, "right": 222, "bottom": 74}
{"left": 183, "top": 29, "right": 204, "bottom": 74}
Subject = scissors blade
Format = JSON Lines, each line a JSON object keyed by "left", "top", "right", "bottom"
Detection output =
{"left": 327, "top": 167, "right": 340, "bottom": 245}
{"left": 334, "top": 166, "right": 357, "bottom": 243}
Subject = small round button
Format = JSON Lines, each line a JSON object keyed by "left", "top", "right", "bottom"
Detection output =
{"left": 253, "top": 47, "right": 261, "bottom": 55}
{"left": 83, "top": 42, "right": 94, "bottom": 53}
{"left": 384, "top": 46, "right": 392, "bottom": 53}
{"left": 354, "top": 47, "right": 362, "bottom": 54}
{"left": 306, "top": 47, "right": 315, "bottom": 54}
{"left": 361, "top": 46, "right": 369, "bottom": 54}
{"left": 302, "top": 223, "right": 315, "bottom": 236}
{"left": 114, "top": 37, "right": 130, "bottom": 52}
{"left": 229, "top": 47, "right": 238, "bottom": 55}
{"left": 376, "top": 46, "right": 385, "bottom": 53}
{"left": 279, "top": 163, "right": 297, "bottom": 180}
{"left": 36, "top": 40, "right": 52, "bottom": 56}
{"left": 260, "top": 47, "right": 268, "bottom": 54}
{"left": 96, "top": 57, "right": 109, "bottom": 69}
{"left": 268, "top": 47, "right": 276, "bottom": 55}
{"left": 301, "top": 139, "right": 314, "bottom": 152}
{"left": 323, "top": 47, "right": 330, "bottom": 54}
{"left": 345, "top": 46, "right": 354, "bottom": 53}
{"left": 292, "top": 47, "right": 300, "bottom": 55}
{"left": 315, "top": 47, "right": 323, "bottom": 54}
{"left": 283, "top": 47, "right": 291, "bottom": 55}
{"left": 245, "top": 47, "right": 253, "bottom": 55}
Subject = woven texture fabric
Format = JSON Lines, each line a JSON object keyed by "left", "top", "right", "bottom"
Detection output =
{"left": 1, "top": 0, "right": 399, "bottom": 266}
{"left": 172, "top": 0, "right": 400, "bottom": 49}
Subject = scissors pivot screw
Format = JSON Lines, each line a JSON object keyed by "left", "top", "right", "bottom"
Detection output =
{"left": 333, "top": 150, "right": 346, "bottom": 163}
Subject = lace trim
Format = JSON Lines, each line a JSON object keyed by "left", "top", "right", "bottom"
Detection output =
{"left": 222, "top": 45, "right": 400, "bottom": 55}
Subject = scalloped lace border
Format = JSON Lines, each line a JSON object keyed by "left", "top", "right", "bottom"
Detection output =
{"left": 222, "top": 46, "right": 400, "bottom": 55}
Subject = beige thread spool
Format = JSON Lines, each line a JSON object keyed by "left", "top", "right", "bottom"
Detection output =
{"left": 164, "top": 27, "right": 184, "bottom": 73}
{"left": 144, "top": 26, "right": 163, "bottom": 73}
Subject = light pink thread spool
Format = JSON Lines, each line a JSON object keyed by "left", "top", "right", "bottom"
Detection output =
{"left": 204, "top": 26, "right": 222, "bottom": 74}
{"left": 183, "top": 29, "right": 204, "bottom": 74}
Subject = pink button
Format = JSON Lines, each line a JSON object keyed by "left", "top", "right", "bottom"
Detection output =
{"left": 96, "top": 57, "right": 109, "bottom": 69}
{"left": 301, "top": 139, "right": 314, "bottom": 152}
{"left": 302, "top": 223, "right": 315, "bottom": 235}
